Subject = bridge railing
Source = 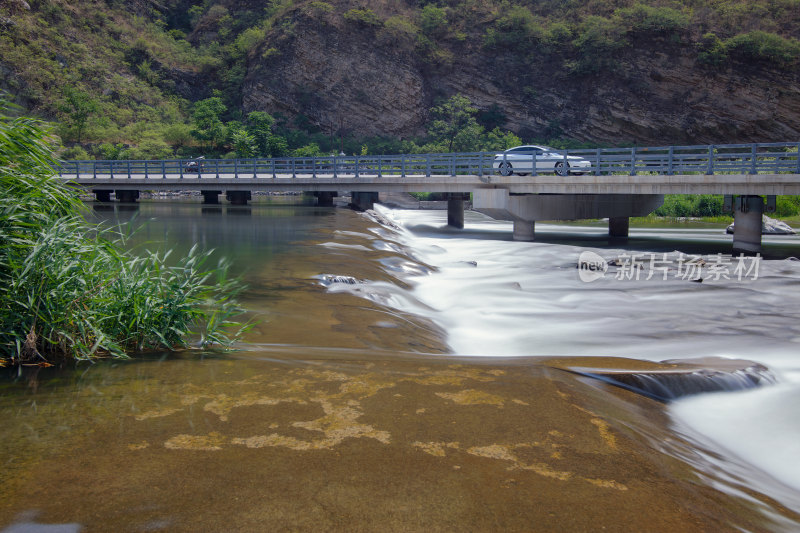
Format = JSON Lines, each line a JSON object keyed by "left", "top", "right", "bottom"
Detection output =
{"left": 58, "top": 142, "right": 800, "bottom": 180}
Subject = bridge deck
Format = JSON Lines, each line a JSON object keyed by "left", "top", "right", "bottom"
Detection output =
{"left": 61, "top": 172, "right": 800, "bottom": 195}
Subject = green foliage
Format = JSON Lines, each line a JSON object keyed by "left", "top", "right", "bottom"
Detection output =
{"left": 191, "top": 97, "right": 228, "bottom": 151}
{"left": 420, "top": 5, "right": 447, "bottom": 37}
{"left": 725, "top": 31, "right": 800, "bottom": 65}
{"left": 571, "top": 16, "right": 625, "bottom": 73}
{"left": 697, "top": 33, "right": 728, "bottom": 66}
{"left": 58, "top": 87, "right": 99, "bottom": 143}
{"left": 485, "top": 5, "right": 544, "bottom": 51}
{"left": 343, "top": 8, "right": 382, "bottom": 27}
{"left": 0, "top": 100, "right": 247, "bottom": 364}
{"left": 614, "top": 4, "right": 690, "bottom": 34}
{"left": 380, "top": 16, "right": 421, "bottom": 46}
{"left": 655, "top": 195, "right": 725, "bottom": 217}
{"left": 428, "top": 94, "right": 481, "bottom": 152}
{"left": 231, "top": 128, "right": 257, "bottom": 157}
{"left": 292, "top": 143, "right": 323, "bottom": 157}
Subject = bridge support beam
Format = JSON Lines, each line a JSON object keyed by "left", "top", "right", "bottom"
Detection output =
{"left": 226, "top": 191, "right": 251, "bottom": 206}
{"left": 609, "top": 216, "right": 629, "bottom": 238}
{"left": 513, "top": 221, "right": 535, "bottom": 241}
{"left": 315, "top": 191, "right": 336, "bottom": 207}
{"left": 115, "top": 190, "right": 139, "bottom": 203}
{"left": 201, "top": 190, "right": 221, "bottom": 204}
{"left": 351, "top": 191, "right": 379, "bottom": 211}
{"left": 447, "top": 193, "right": 467, "bottom": 229}
{"left": 733, "top": 195, "right": 764, "bottom": 254}
{"left": 93, "top": 189, "right": 112, "bottom": 203}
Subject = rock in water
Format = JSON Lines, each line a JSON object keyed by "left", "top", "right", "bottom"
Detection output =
{"left": 726, "top": 215, "right": 796, "bottom": 235}
{"left": 558, "top": 357, "right": 777, "bottom": 402}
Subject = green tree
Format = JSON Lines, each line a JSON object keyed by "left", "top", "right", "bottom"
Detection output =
{"left": 267, "top": 135, "right": 289, "bottom": 157}
{"left": 427, "top": 95, "right": 483, "bottom": 152}
{"left": 231, "top": 128, "right": 257, "bottom": 158}
{"left": 191, "top": 97, "right": 227, "bottom": 151}
{"left": 246, "top": 111, "right": 276, "bottom": 155}
{"left": 58, "top": 87, "right": 99, "bottom": 143}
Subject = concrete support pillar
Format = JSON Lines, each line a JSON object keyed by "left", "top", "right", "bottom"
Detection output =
{"left": 733, "top": 195, "right": 764, "bottom": 254}
{"left": 351, "top": 191, "right": 379, "bottom": 211}
{"left": 201, "top": 190, "right": 221, "bottom": 204}
{"left": 513, "top": 220, "right": 535, "bottom": 241}
{"left": 609, "top": 216, "right": 630, "bottom": 238}
{"left": 115, "top": 190, "right": 139, "bottom": 203}
{"left": 447, "top": 194, "right": 465, "bottom": 229}
{"left": 316, "top": 191, "right": 335, "bottom": 207}
{"left": 226, "top": 191, "right": 251, "bottom": 206}
{"left": 94, "top": 189, "right": 112, "bottom": 202}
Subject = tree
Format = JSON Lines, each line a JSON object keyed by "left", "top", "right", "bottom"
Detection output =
{"left": 191, "top": 97, "right": 227, "bottom": 151}
{"left": 230, "top": 128, "right": 257, "bottom": 158}
{"left": 58, "top": 87, "right": 98, "bottom": 143}
{"left": 427, "top": 95, "right": 482, "bottom": 152}
{"left": 246, "top": 111, "right": 275, "bottom": 155}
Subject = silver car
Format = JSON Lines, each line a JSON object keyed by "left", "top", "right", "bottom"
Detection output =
{"left": 493, "top": 145, "right": 591, "bottom": 176}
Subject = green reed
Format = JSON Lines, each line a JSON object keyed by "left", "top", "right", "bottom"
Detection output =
{"left": 0, "top": 98, "right": 248, "bottom": 365}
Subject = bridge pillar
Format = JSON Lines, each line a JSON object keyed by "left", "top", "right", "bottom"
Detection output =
{"left": 115, "top": 190, "right": 139, "bottom": 203}
{"left": 93, "top": 189, "right": 112, "bottom": 203}
{"left": 447, "top": 193, "right": 466, "bottom": 229}
{"left": 513, "top": 220, "right": 535, "bottom": 241}
{"left": 733, "top": 195, "right": 764, "bottom": 254}
{"left": 226, "top": 191, "right": 251, "bottom": 206}
{"left": 351, "top": 191, "right": 379, "bottom": 211}
{"left": 315, "top": 191, "right": 336, "bottom": 207}
{"left": 609, "top": 216, "right": 629, "bottom": 238}
{"left": 201, "top": 190, "right": 221, "bottom": 204}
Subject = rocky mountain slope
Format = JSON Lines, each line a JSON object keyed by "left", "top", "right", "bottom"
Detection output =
{"left": 2, "top": 0, "right": 800, "bottom": 151}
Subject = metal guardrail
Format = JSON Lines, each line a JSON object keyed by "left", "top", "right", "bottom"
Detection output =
{"left": 58, "top": 142, "right": 800, "bottom": 180}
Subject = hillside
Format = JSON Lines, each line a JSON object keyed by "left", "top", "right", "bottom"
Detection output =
{"left": 2, "top": 0, "right": 800, "bottom": 158}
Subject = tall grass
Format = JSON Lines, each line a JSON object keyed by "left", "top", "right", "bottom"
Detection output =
{"left": 0, "top": 99, "right": 247, "bottom": 365}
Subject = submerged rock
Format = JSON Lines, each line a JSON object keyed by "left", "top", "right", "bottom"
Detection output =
{"left": 559, "top": 357, "right": 777, "bottom": 402}
{"left": 315, "top": 274, "right": 363, "bottom": 286}
{"left": 726, "top": 215, "right": 796, "bottom": 235}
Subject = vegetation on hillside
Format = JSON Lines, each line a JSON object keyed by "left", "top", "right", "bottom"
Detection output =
{"left": 0, "top": 98, "right": 247, "bottom": 365}
{"left": 2, "top": 0, "right": 799, "bottom": 158}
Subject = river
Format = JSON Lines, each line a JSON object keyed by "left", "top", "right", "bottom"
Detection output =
{"left": 1, "top": 199, "right": 799, "bottom": 532}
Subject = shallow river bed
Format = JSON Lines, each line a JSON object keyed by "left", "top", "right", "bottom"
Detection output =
{"left": 1, "top": 202, "right": 799, "bottom": 532}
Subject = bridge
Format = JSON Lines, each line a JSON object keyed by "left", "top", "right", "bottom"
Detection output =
{"left": 59, "top": 142, "right": 800, "bottom": 253}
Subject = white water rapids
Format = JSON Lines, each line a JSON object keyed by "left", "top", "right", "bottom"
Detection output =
{"left": 324, "top": 205, "right": 800, "bottom": 507}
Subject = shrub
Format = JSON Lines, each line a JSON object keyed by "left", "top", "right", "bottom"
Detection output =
{"left": 697, "top": 32, "right": 728, "bottom": 66}
{"left": 485, "top": 6, "right": 545, "bottom": 51}
{"left": 380, "top": 16, "right": 421, "bottom": 47}
{"left": 420, "top": 5, "right": 447, "bottom": 37}
{"left": 725, "top": 31, "right": 800, "bottom": 65}
{"left": 343, "top": 8, "right": 382, "bottom": 27}
{"left": 614, "top": 4, "right": 690, "bottom": 34}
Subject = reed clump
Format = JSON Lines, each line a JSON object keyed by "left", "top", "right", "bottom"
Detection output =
{"left": 0, "top": 99, "right": 247, "bottom": 365}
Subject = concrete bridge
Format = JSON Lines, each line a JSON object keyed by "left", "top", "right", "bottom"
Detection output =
{"left": 59, "top": 142, "right": 800, "bottom": 253}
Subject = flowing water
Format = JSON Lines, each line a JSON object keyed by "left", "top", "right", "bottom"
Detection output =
{"left": 2, "top": 199, "right": 800, "bottom": 532}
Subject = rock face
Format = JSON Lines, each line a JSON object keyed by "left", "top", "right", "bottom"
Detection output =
{"left": 726, "top": 215, "right": 797, "bottom": 235}
{"left": 241, "top": 10, "right": 800, "bottom": 145}
{"left": 243, "top": 17, "right": 427, "bottom": 139}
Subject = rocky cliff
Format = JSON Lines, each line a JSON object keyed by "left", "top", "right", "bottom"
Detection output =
{"left": 239, "top": 5, "right": 800, "bottom": 145}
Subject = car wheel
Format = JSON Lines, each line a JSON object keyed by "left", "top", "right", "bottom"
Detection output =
{"left": 499, "top": 162, "right": 513, "bottom": 176}
{"left": 555, "top": 161, "right": 569, "bottom": 176}
{"left": 517, "top": 173, "right": 529, "bottom": 176}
